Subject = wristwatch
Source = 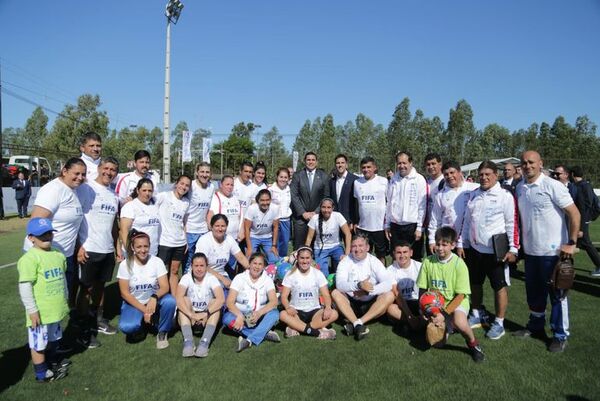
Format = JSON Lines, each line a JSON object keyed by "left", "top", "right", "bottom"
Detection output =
{"left": 567, "top": 239, "right": 576, "bottom": 246}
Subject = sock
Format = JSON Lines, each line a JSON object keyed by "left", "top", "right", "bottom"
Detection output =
{"left": 495, "top": 317, "right": 504, "bottom": 327}
{"left": 200, "top": 325, "right": 216, "bottom": 346}
{"left": 181, "top": 325, "right": 193, "bottom": 343}
{"left": 46, "top": 341, "right": 59, "bottom": 364}
{"left": 470, "top": 309, "right": 480, "bottom": 318}
{"left": 34, "top": 362, "right": 48, "bottom": 380}
{"left": 303, "top": 324, "right": 320, "bottom": 337}
{"left": 353, "top": 319, "right": 363, "bottom": 328}
{"left": 467, "top": 339, "right": 479, "bottom": 348}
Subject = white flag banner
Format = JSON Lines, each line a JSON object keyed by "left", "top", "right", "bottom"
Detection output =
{"left": 202, "top": 138, "right": 212, "bottom": 163}
{"left": 182, "top": 130, "right": 192, "bottom": 162}
{"left": 292, "top": 151, "right": 299, "bottom": 172}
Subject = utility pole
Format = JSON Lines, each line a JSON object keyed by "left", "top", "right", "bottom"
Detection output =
{"left": 0, "top": 61, "right": 5, "bottom": 219}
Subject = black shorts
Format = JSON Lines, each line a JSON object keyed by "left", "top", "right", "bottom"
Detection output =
{"left": 465, "top": 247, "right": 508, "bottom": 291}
{"left": 405, "top": 299, "right": 420, "bottom": 316}
{"left": 79, "top": 252, "right": 115, "bottom": 286}
{"left": 357, "top": 229, "right": 389, "bottom": 258}
{"left": 297, "top": 308, "right": 321, "bottom": 323}
{"left": 158, "top": 245, "right": 186, "bottom": 267}
{"left": 349, "top": 297, "right": 377, "bottom": 317}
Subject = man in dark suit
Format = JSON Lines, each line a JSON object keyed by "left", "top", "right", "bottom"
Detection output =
{"left": 330, "top": 154, "right": 357, "bottom": 229}
{"left": 571, "top": 166, "right": 600, "bottom": 277}
{"left": 290, "top": 151, "right": 330, "bottom": 249}
{"left": 12, "top": 172, "right": 32, "bottom": 218}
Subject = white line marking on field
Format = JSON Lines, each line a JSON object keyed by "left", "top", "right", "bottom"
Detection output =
{"left": 0, "top": 262, "right": 16, "bottom": 269}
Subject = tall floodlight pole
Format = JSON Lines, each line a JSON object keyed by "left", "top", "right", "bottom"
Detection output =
{"left": 163, "top": 0, "right": 184, "bottom": 184}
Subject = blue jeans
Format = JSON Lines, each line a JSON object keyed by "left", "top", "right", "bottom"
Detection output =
{"left": 119, "top": 294, "right": 176, "bottom": 335}
{"left": 222, "top": 309, "right": 279, "bottom": 345}
{"left": 524, "top": 255, "right": 569, "bottom": 340}
{"left": 277, "top": 219, "right": 291, "bottom": 258}
{"left": 314, "top": 245, "right": 344, "bottom": 276}
{"left": 250, "top": 236, "right": 278, "bottom": 264}
{"left": 184, "top": 232, "right": 207, "bottom": 274}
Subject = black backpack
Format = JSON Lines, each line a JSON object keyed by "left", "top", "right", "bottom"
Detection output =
{"left": 590, "top": 192, "right": 600, "bottom": 221}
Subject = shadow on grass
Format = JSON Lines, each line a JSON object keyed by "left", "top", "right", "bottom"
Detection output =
{"left": 565, "top": 396, "right": 592, "bottom": 401}
{"left": 509, "top": 268, "right": 600, "bottom": 298}
{"left": 102, "top": 282, "right": 122, "bottom": 321}
{"left": 0, "top": 344, "right": 29, "bottom": 393}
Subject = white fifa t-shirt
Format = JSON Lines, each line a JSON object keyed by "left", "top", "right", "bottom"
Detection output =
{"left": 244, "top": 203, "right": 279, "bottom": 238}
{"left": 77, "top": 180, "right": 118, "bottom": 253}
{"left": 195, "top": 233, "right": 241, "bottom": 277}
{"left": 269, "top": 184, "right": 292, "bottom": 220}
{"left": 120, "top": 198, "right": 161, "bottom": 256}
{"left": 209, "top": 192, "right": 242, "bottom": 239}
{"left": 117, "top": 255, "right": 167, "bottom": 304}
{"left": 186, "top": 180, "right": 215, "bottom": 234}
{"left": 282, "top": 267, "right": 327, "bottom": 312}
{"left": 229, "top": 270, "right": 275, "bottom": 314}
{"left": 233, "top": 178, "right": 255, "bottom": 213}
{"left": 156, "top": 191, "right": 190, "bottom": 247}
{"left": 33, "top": 178, "right": 83, "bottom": 257}
{"left": 178, "top": 272, "right": 221, "bottom": 312}
{"left": 308, "top": 211, "right": 347, "bottom": 250}
{"left": 354, "top": 175, "right": 388, "bottom": 232}
{"left": 387, "top": 260, "right": 422, "bottom": 301}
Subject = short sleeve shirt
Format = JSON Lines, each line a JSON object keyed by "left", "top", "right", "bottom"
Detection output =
{"left": 229, "top": 271, "right": 275, "bottom": 314}
{"left": 186, "top": 180, "right": 215, "bottom": 234}
{"left": 156, "top": 191, "right": 190, "bottom": 247}
{"left": 307, "top": 211, "right": 347, "bottom": 249}
{"left": 387, "top": 260, "right": 422, "bottom": 301}
{"left": 416, "top": 253, "right": 470, "bottom": 311}
{"left": 354, "top": 175, "right": 388, "bottom": 232}
{"left": 179, "top": 272, "right": 221, "bottom": 312}
{"left": 117, "top": 256, "right": 167, "bottom": 304}
{"left": 120, "top": 198, "right": 161, "bottom": 256}
{"left": 244, "top": 203, "right": 279, "bottom": 238}
{"left": 282, "top": 267, "right": 327, "bottom": 312}
{"left": 195, "top": 233, "right": 241, "bottom": 276}
{"left": 77, "top": 180, "right": 118, "bottom": 253}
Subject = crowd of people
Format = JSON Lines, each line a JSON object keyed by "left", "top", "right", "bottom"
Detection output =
{"left": 16, "top": 131, "right": 599, "bottom": 382}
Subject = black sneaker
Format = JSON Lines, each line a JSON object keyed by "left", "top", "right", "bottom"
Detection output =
{"left": 50, "top": 358, "right": 72, "bottom": 370}
{"left": 343, "top": 323, "right": 355, "bottom": 336}
{"left": 77, "top": 332, "right": 101, "bottom": 349}
{"left": 36, "top": 367, "right": 68, "bottom": 383}
{"left": 469, "top": 344, "right": 485, "bottom": 363}
{"left": 236, "top": 337, "right": 252, "bottom": 353}
{"left": 354, "top": 324, "right": 369, "bottom": 341}
{"left": 512, "top": 328, "right": 545, "bottom": 339}
{"left": 97, "top": 319, "right": 117, "bottom": 335}
{"left": 548, "top": 338, "right": 567, "bottom": 353}
{"left": 591, "top": 268, "right": 600, "bottom": 278}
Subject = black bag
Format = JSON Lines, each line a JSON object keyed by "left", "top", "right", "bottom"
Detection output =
{"left": 549, "top": 257, "right": 575, "bottom": 294}
{"left": 492, "top": 233, "right": 509, "bottom": 263}
{"left": 590, "top": 194, "right": 600, "bottom": 221}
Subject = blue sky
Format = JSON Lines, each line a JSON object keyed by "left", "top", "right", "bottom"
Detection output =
{"left": 1, "top": 0, "right": 599, "bottom": 148}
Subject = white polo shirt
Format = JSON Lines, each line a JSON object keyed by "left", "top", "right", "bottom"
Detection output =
{"left": 354, "top": 175, "right": 388, "bottom": 232}
{"left": 386, "top": 168, "right": 428, "bottom": 230}
{"left": 244, "top": 203, "right": 279, "bottom": 239}
{"left": 516, "top": 174, "right": 573, "bottom": 256}
{"left": 156, "top": 191, "right": 190, "bottom": 247}
{"left": 80, "top": 153, "right": 101, "bottom": 182}
{"left": 77, "top": 180, "right": 119, "bottom": 253}
{"left": 186, "top": 180, "right": 215, "bottom": 234}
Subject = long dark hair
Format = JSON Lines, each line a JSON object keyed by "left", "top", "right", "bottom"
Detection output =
{"left": 126, "top": 229, "right": 150, "bottom": 273}
{"left": 130, "top": 178, "right": 155, "bottom": 204}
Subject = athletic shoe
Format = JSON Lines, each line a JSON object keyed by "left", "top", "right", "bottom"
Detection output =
{"left": 236, "top": 337, "right": 252, "bottom": 353}
{"left": 264, "top": 330, "right": 281, "bottom": 343}
{"left": 156, "top": 332, "right": 169, "bottom": 350}
{"left": 469, "top": 344, "right": 485, "bottom": 363}
{"left": 354, "top": 324, "right": 369, "bottom": 341}
{"left": 36, "top": 368, "right": 67, "bottom": 383}
{"left": 468, "top": 310, "right": 489, "bottom": 328}
{"left": 182, "top": 341, "right": 195, "bottom": 357}
{"left": 285, "top": 327, "right": 300, "bottom": 338}
{"left": 77, "top": 333, "right": 101, "bottom": 349}
{"left": 195, "top": 341, "right": 209, "bottom": 358}
{"left": 50, "top": 358, "right": 72, "bottom": 370}
{"left": 548, "top": 338, "right": 568, "bottom": 353}
{"left": 97, "top": 319, "right": 117, "bottom": 335}
{"left": 591, "top": 268, "right": 600, "bottom": 278}
{"left": 317, "top": 328, "right": 336, "bottom": 340}
{"left": 343, "top": 323, "right": 355, "bottom": 336}
{"left": 486, "top": 322, "right": 506, "bottom": 340}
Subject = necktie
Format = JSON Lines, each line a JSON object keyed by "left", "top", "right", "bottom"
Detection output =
{"left": 308, "top": 171, "right": 314, "bottom": 191}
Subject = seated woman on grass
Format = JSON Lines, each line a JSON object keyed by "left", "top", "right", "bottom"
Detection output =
{"left": 117, "top": 229, "right": 176, "bottom": 349}
{"left": 222, "top": 253, "right": 280, "bottom": 352}
{"left": 279, "top": 247, "right": 338, "bottom": 339}
{"left": 176, "top": 252, "right": 224, "bottom": 358}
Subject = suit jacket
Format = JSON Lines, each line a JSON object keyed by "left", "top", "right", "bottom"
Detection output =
{"left": 329, "top": 172, "right": 358, "bottom": 225}
{"left": 290, "top": 168, "right": 330, "bottom": 220}
{"left": 12, "top": 179, "right": 31, "bottom": 200}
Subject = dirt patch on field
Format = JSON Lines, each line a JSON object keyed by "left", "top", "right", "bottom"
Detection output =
{"left": 0, "top": 216, "right": 28, "bottom": 234}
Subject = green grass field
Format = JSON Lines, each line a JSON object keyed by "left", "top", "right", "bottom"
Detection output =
{"left": 1, "top": 217, "right": 600, "bottom": 401}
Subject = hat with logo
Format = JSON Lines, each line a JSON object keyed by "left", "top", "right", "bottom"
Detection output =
{"left": 26, "top": 217, "right": 56, "bottom": 237}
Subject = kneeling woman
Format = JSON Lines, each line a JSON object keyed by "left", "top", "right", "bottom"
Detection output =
{"left": 117, "top": 229, "right": 176, "bottom": 349}
{"left": 280, "top": 247, "right": 338, "bottom": 339}
{"left": 176, "top": 252, "right": 224, "bottom": 358}
{"left": 222, "top": 253, "right": 280, "bottom": 352}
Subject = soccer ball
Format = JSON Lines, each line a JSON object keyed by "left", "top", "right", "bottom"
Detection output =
{"left": 276, "top": 262, "right": 293, "bottom": 281}
{"left": 419, "top": 290, "right": 446, "bottom": 316}
{"left": 265, "top": 264, "right": 277, "bottom": 281}
{"left": 327, "top": 273, "right": 336, "bottom": 289}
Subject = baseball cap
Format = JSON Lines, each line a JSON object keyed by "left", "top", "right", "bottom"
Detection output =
{"left": 26, "top": 218, "right": 56, "bottom": 237}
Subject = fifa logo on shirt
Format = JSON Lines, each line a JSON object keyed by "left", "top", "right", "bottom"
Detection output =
{"left": 430, "top": 279, "right": 447, "bottom": 289}
{"left": 256, "top": 223, "right": 269, "bottom": 229}
{"left": 193, "top": 301, "right": 207, "bottom": 309}
{"left": 227, "top": 208, "right": 238, "bottom": 214}
{"left": 44, "top": 267, "right": 63, "bottom": 280}
{"left": 298, "top": 291, "right": 313, "bottom": 298}
{"left": 216, "top": 258, "right": 227, "bottom": 265}
{"left": 100, "top": 204, "right": 116, "bottom": 213}
{"left": 361, "top": 195, "right": 375, "bottom": 201}
{"left": 172, "top": 212, "right": 183, "bottom": 220}
{"left": 148, "top": 218, "right": 160, "bottom": 225}
{"left": 198, "top": 202, "right": 210, "bottom": 208}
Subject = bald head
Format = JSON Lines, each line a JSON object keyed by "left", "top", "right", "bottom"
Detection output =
{"left": 521, "top": 151, "right": 543, "bottom": 183}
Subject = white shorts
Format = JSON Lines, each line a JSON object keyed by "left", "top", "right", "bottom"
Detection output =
{"left": 28, "top": 322, "right": 62, "bottom": 352}
{"left": 454, "top": 305, "right": 468, "bottom": 316}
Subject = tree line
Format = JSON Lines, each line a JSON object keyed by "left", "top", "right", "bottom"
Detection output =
{"left": 3, "top": 94, "right": 599, "bottom": 183}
